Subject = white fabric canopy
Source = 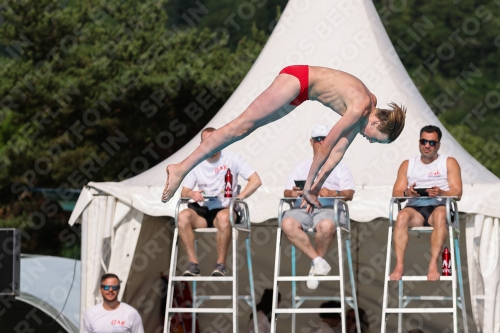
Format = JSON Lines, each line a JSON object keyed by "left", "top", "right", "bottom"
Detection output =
{"left": 69, "top": 0, "right": 500, "bottom": 331}
{"left": 19, "top": 255, "right": 80, "bottom": 333}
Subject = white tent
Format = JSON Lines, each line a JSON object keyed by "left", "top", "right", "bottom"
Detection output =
{"left": 7, "top": 255, "right": 81, "bottom": 333}
{"left": 69, "top": 0, "right": 500, "bottom": 332}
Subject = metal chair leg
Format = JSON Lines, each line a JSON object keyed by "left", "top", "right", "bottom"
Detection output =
{"left": 164, "top": 228, "right": 179, "bottom": 333}
{"left": 247, "top": 238, "right": 259, "bottom": 333}
{"left": 291, "top": 245, "right": 296, "bottom": 333}
{"left": 450, "top": 226, "right": 459, "bottom": 333}
{"left": 380, "top": 226, "right": 393, "bottom": 333}
{"left": 454, "top": 236, "right": 469, "bottom": 333}
{"left": 337, "top": 227, "right": 346, "bottom": 333}
{"left": 398, "top": 280, "right": 403, "bottom": 333}
{"left": 232, "top": 229, "right": 238, "bottom": 333}
{"left": 192, "top": 239, "right": 198, "bottom": 332}
{"left": 345, "top": 235, "right": 361, "bottom": 333}
{"left": 270, "top": 227, "right": 282, "bottom": 333}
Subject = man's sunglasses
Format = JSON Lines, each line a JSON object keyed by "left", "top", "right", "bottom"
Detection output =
{"left": 312, "top": 136, "right": 326, "bottom": 142}
{"left": 101, "top": 285, "right": 120, "bottom": 291}
{"left": 419, "top": 139, "right": 438, "bottom": 146}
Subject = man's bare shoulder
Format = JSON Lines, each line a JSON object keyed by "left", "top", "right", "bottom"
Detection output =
{"left": 446, "top": 156, "right": 461, "bottom": 168}
{"left": 399, "top": 159, "right": 409, "bottom": 169}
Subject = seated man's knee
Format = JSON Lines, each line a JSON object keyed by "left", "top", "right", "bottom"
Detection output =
{"left": 316, "top": 219, "right": 335, "bottom": 235}
{"left": 395, "top": 210, "right": 411, "bottom": 228}
{"left": 430, "top": 207, "right": 447, "bottom": 226}
{"left": 215, "top": 210, "right": 232, "bottom": 230}
{"left": 282, "top": 218, "right": 301, "bottom": 234}
{"left": 178, "top": 210, "right": 195, "bottom": 229}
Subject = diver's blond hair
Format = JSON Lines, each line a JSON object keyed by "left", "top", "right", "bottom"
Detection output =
{"left": 375, "top": 102, "right": 406, "bottom": 142}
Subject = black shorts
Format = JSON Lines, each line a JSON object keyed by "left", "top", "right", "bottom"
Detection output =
{"left": 405, "top": 205, "right": 455, "bottom": 226}
{"left": 187, "top": 203, "right": 241, "bottom": 228}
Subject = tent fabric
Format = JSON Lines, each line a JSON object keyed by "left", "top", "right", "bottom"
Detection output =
{"left": 121, "top": 215, "right": 174, "bottom": 333}
{"left": 19, "top": 255, "right": 80, "bottom": 333}
{"left": 68, "top": 0, "right": 499, "bottom": 331}
{"left": 466, "top": 214, "right": 500, "bottom": 333}
{"left": 79, "top": 189, "right": 143, "bottom": 327}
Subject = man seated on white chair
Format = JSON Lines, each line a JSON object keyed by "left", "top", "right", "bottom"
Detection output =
{"left": 282, "top": 124, "right": 355, "bottom": 289}
{"left": 390, "top": 125, "right": 462, "bottom": 281}
{"left": 178, "top": 127, "right": 262, "bottom": 277}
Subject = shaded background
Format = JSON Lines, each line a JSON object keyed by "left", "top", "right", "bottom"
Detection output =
{"left": 1, "top": 0, "right": 499, "bottom": 258}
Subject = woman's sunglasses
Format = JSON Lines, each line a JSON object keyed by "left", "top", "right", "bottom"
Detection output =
{"left": 419, "top": 139, "right": 438, "bottom": 146}
{"left": 101, "top": 285, "right": 120, "bottom": 291}
{"left": 312, "top": 136, "right": 326, "bottom": 142}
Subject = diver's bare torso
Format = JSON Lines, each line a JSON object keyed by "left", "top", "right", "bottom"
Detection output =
{"left": 307, "top": 66, "right": 376, "bottom": 120}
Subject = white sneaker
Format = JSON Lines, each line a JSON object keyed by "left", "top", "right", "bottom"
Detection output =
{"left": 314, "top": 258, "right": 331, "bottom": 275}
{"left": 306, "top": 264, "right": 319, "bottom": 289}
{"left": 306, "top": 258, "right": 331, "bottom": 290}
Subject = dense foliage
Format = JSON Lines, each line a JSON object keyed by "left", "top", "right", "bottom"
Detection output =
{"left": 0, "top": 0, "right": 272, "bottom": 255}
{"left": 1, "top": 0, "right": 499, "bottom": 256}
{"left": 373, "top": 0, "right": 500, "bottom": 173}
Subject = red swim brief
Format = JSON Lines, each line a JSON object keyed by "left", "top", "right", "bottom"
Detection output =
{"left": 279, "top": 65, "right": 309, "bottom": 106}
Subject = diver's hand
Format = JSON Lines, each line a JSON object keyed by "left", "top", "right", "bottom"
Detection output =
{"left": 300, "top": 189, "right": 322, "bottom": 213}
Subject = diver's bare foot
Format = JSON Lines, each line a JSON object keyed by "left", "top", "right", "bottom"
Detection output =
{"left": 389, "top": 265, "right": 404, "bottom": 280}
{"left": 427, "top": 263, "right": 440, "bottom": 281}
{"left": 161, "top": 164, "right": 183, "bottom": 203}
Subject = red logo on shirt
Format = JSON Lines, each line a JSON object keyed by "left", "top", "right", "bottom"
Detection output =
{"left": 111, "top": 320, "right": 126, "bottom": 326}
{"left": 214, "top": 165, "right": 228, "bottom": 173}
{"left": 428, "top": 170, "right": 441, "bottom": 177}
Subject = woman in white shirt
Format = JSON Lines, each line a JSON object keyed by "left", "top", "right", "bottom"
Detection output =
{"left": 248, "top": 289, "right": 281, "bottom": 333}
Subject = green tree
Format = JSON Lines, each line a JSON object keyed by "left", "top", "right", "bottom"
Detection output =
{"left": 0, "top": 0, "right": 268, "bottom": 256}
{"left": 374, "top": 0, "right": 500, "bottom": 176}
{"left": 0, "top": 0, "right": 266, "bottom": 202}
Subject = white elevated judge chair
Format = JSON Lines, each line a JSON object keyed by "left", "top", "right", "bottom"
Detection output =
{"left": 164, "top": 197, "right": 258, "bottom": 333}
{"left": 270, "top": 197, "right": 361, "bottom": 333}
{"left": 381, "top": 197, "right": 468, "bottom": 333}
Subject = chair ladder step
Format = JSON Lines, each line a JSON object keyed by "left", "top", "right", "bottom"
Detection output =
{"left": 403, "top": 296, "right": 457, "bottom": 301}
{"left": 276, "top": 276, "right": 340, "bottom": 281}
{"left": 274, "top": 308, "right": 342, "bottom": 314}
{"left": 387, "top": 276, "right": 453, "bottom": 281}
{"left": 293, "top": 296, "right": 355, "bottom": 301}
{"left": 171, "top": 276, "right": 233, "bottom": 282}
{"left": 166, "top": 308, "right": 233, "bottom": 313}
{"left": 195, "top": 295, "right": 252, "bottom": 301}
{"left": 385, "top": 307, "right": 454, "bottom": 314}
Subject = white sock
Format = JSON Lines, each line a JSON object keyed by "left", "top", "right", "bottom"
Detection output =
{"left": 312, "top": 257, "right": 323, "bottom": 265}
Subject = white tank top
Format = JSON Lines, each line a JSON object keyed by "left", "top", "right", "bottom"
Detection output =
{"left": 406, "top": 154, "right": 449, "bottom": 207}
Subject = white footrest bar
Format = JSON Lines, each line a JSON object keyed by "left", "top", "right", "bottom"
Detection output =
{"left": 386, "top": 276, "right": 453, "bottom": 281}
{"left": 295, "top": 296, "right": 344, "bottom": 301}
{"left": 403, "top": 296, "right": 455, "bottom": 301}
{"left": 196, "top": 295, "right": 253, "bottom": 300}
{"left": 277, "top": 276, "right": 340, "bottom": 281}
{"left": 274, "top": 308, "right": 342, "bottom": 314}
{"left": 409, "top": 227, "right": 434, "bottom": 232}
{"left": 171, "top": 276, "right": 233, "bottom": 282}
{"left": 166, "top": 308, "right": 233, "bottom": 313}
{"left": 385, "top": 308, "right": 454, "bottom": 314}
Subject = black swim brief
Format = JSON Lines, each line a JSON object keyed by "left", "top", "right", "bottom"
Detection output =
{"left": 405, "top": 205, "right": 455, "bottom": 227}
{"left": 187, "top": 202, "right": 241, "bottom": 228}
